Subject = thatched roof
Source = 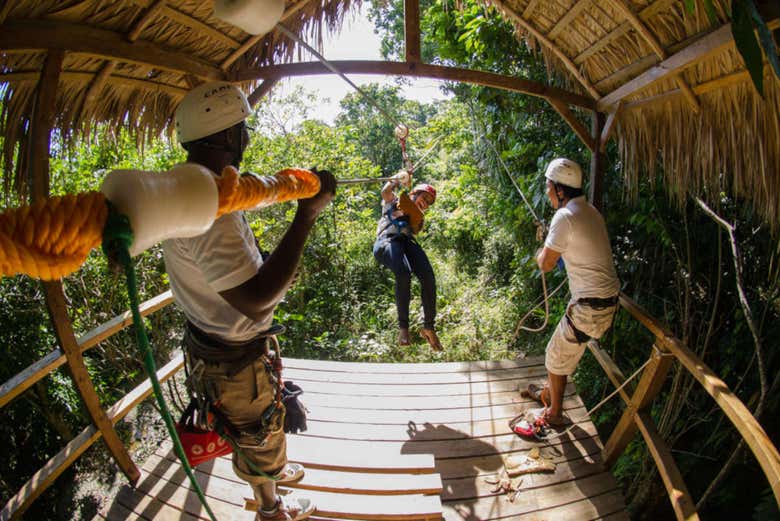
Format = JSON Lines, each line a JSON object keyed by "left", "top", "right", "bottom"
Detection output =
{"left": 1, "top": 0, "right": 779, "bottom": 229}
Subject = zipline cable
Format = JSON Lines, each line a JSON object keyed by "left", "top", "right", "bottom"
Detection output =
{"left": 276, "top": 24, "right": 405, "bottom": 131}
{"left": 480, "top": 135, "right": 543, "bottom": 226}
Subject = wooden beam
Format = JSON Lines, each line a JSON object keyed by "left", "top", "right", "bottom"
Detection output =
{"left": 128, "top": 0, "right": 167, "bottom": 42}
{"left": 600, "top": 101, "right": 621, "bottom": 151}
{"left": 25, "top": 49, "right": 140, "bottom": 487}
{"left": 404, "top": 0, "right": 421, "bottom": 63}
{"left": 491, "top": 0, "right": 600, "bottom": 99}
{"left": 603, "top": 344, "right": 675, "bottom": 467}
{"left": 548, "top": 0, "right": 591, "bottom": 41}
{"left": 0, "top": 291, "right": 174, "bottom": 410}
{"left": 602, "top": 0, "right": 699, "bottom": 112}
{"left": 589, "top": 110, "right": 605, "bottom": 208}
{"left": 635, "top": 411, "right": 700, "bottom": 521}
{"left": 0, "top": 20, "right": 224, "bottom": 81}
{"left": 237, "top": 60, "right": 596, "bottom": 109}
{"left": 220, "top": 0, "right": 314, "bottom": 71}
{"left": 248, "top": 78, "right": 279, "bottom": 107}
{"left": 29, "top": 50, "right": 64, "bottom": 202}
{"left": 161, "top": 5, "right": 241, "bottom": 48}
{"left": 81, "top": 61, "right": 116, "bottom": 114}
{"left": 127, "top": 0, "right": 241, "bottom": 49}
{"left": 42, "top": 279, "right": 141, "bottom": 486}
{"left": 620, "top": 293, "right": 780, "bottom": 505}
{"left": 620, "top": 33, "right": 778, "bottom": 109}
{"left": 547, "top": 98, "right": 597, "bottom": 151}
{"left": 523, "top": 0, "right": 543, "bottom": 18}
{"left": 574, "top": 0, "right": 678, "bottom": 64}
{"left": 1, "top": 70, "right": 189, "bottom": 98}
{"left": 0, "top": 354, "right": 183, "bottom": 520}
{"left": 0, "top": 2, "right": 13, "bottom": 25}
{"left": 586, "top": 340, "right": 633, "bottom": 404}
{"left": 597, "top": 23, "right": 734, "bottom": 111}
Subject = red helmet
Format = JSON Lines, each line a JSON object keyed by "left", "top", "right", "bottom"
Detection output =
{"left": 411, "top": 183, "right": 436, "bottom": 203}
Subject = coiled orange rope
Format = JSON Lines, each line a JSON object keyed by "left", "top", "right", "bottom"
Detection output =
{"left": 0, "top": 167, "right": 321, "bottom": 280}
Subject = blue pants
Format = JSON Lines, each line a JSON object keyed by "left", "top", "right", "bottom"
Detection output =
{"left": 373, "top": 236, "right": 436, "bottom": 330}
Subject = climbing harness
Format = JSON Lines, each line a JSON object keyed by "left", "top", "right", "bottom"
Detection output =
{"left": 509, "top": 411, "right": 550, "bottom": 441}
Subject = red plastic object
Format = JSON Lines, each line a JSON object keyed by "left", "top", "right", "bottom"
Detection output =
{"left": 175, "top": 424, "right": 232, "bottom": 466}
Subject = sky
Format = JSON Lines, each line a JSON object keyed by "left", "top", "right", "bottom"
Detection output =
{"left": 273, "top": 4, "right": 452, "bottom": 124}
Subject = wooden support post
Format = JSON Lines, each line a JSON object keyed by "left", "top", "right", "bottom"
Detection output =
{"left": 404, "top": 0, "right": 421, "bottom": 63}
{"left": 586, "top": 341, "right": 633, "bottom": 405}
{"left": 28, "top": 50, "right": 140, "bottom": 486}
{"left": 600, "top": 102, "right": 621, "bottom": 152}
{"left": 248, "top": 78, "right": 279, "bottom": 107}
{"left": 635, "top": 411, "right": 700, "bottom": 520}
{"left": 589, "top": 110, "right": 605, "bottom": 210}
{"left": 547, "top": 98, "right": 597, "bottom": 151}
{"left": 602, "top": 344, "right": 675, "bottom": 467}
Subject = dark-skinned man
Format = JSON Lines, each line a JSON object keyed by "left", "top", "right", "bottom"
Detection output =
{"left": 163, "top": 81, "right": 335, "bottom": 521}
{"left": 525, "top": 158, "right": 619, "bottom": 426}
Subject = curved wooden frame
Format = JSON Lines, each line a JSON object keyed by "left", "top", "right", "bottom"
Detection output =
{"left": 237, "top": 60, "right": 596, "bottom": 109}
{"left": 586, "top": 293, "right": 780, "bottom": 519}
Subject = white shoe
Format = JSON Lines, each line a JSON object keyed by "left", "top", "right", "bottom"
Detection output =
{"left": 256, "top": 494, "right": 315, "bottom": 521}
{"left": 276, "top": 462, "right": 304, "bottom": 484}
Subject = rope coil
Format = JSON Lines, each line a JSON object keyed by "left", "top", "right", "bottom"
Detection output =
{"left": 0, "top": 167, "right": 321, "bottom": 281}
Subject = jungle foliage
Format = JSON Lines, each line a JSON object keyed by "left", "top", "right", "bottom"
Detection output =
{"left": 1, "top": 1, "right": 779, "bottom": 519}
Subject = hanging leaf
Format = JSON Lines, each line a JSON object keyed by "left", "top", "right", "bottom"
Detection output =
{"left": 746, "top": 0, "right": 780, "bottom": 80}
{"left": 731, "top": 0, "right": 764, "bottom": 96}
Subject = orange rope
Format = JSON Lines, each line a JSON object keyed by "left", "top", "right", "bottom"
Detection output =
{"left": 215, "top": 166, "right": 320, "bottom": 217}
{"left": 0, "top": 167, "right": 322, "bottom": 280}
{"left": 0, "top": 191, "right": 107, "bottom": 280}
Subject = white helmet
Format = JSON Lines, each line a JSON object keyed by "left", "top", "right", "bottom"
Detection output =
{"left": 544, "top": 158, "right": 582, "bottom": 189}
{"left": 175, "top": 82, "right": 251, "bottom": 143}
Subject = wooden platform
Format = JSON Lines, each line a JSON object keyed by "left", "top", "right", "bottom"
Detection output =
{"left": 96, "top": 356, "right": 628, "bottom": 520}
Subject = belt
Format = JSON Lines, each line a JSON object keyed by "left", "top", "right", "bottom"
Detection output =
{"left": 577, "top": 295, "right": 619, "bottom": 309}
{"left": 184, "top": 322, "right": 284, "bottom": 377}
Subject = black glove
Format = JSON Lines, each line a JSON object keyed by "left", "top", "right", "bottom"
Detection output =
{"left": 282, "top": 380, "right": 308, "bottom": 434}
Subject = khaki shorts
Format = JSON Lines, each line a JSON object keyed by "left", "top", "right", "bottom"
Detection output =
{"left": 197, "top": 355, "right": 287, "bottom": 486}
{"left": 545, "top": 299, "right": 617, "bottom": 376}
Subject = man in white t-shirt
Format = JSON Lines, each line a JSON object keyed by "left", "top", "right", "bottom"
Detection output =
{"left": 525, "top": 158, "right": 620, "bottom": 426}
{"left": 163, "top": 81, "right": 335, "bottom": 521}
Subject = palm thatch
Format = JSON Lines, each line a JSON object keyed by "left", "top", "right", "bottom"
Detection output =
{"left": 1, "top": 0, "right": 358, "bottom": 199}
{"left": 1, "top": 0, "right": 779, "bottom": 230}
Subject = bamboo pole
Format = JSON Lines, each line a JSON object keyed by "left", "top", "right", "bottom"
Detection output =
{"left": 28, "top": 50, "right": 140, "bottom": 487}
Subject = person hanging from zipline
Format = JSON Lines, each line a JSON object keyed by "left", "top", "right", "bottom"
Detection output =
{"left": 523, "top": 158, "right": 619, "bottom": 426}
{"left": 163, "top": 81, "right": 335, "bottom": 521}
{"left": 373, "top": 171, "right": 443, "bottom": 350}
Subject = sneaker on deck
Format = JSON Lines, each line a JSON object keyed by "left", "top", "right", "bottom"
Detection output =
{"left": 256, "top": 495, "right": 315, "bottom": 521}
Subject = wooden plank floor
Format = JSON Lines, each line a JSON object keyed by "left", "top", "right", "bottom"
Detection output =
{"left": 97, "top": 356, "right": 628, "bottom": 520}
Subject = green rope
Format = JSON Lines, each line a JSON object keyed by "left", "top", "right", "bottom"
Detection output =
{"left": 102, "top": 202, "right": 218, "bottom": 521}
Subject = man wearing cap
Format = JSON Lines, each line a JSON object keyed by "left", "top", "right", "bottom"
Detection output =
{"left": 164, "top": 81, "right": 335, "bottom": 521}
{"left": 525, "top": 158, "right": 620, "bottom": 426}
{"left": 373, "top": 172, "right": 442, "bottom": 350}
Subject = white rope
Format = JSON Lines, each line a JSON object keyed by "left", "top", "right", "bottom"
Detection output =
{"left": 512, "top": 273, "right": 568, "bottom": 337}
